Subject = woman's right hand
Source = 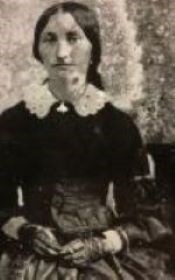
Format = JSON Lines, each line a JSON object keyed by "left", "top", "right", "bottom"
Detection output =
{"left": 19, "top": 224, "right": 61, "bottom": 257}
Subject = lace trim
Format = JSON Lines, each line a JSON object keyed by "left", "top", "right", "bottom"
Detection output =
{"left": 23, "top": 83, "right": 109, "bottom": 118}
{"left": 74, "top": 84, "right": 108, "bottom": 117}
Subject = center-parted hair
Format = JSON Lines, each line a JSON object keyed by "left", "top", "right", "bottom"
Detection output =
{"left": 33, "top": 2, "right": 104, "bottom": 89}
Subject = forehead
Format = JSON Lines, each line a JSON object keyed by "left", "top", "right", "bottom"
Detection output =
{"left": 43, "top": 10, "right": 82, "bottom": 33}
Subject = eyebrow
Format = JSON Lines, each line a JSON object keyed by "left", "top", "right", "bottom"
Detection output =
{"left": 42, "top": 31, "right": 56, "bottom": 36}
{"left": 67, "top": 28, "right": 84, "bottom": 37}
{"left": 67, "top": 30, "right": 81, "bottom": 35}
{"left": 41, "top": 31, "right": 57, "bottom": 40}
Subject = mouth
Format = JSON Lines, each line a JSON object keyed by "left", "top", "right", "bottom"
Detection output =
{"left": 52, "top": 64, "right": 75, "bottom": 71}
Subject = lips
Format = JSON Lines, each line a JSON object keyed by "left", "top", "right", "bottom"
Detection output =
{"left": 52, "top": 64, "right": 75, "bottom": 71}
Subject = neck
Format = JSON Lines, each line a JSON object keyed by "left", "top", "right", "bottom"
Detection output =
{"left": 49, "top": 75, "right": 88, "bottom": 105}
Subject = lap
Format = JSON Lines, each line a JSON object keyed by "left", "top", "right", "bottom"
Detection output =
{"left": 0, "top": 246, "right": 172, "bottom": 280}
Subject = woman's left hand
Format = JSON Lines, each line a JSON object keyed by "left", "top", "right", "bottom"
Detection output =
{"left": 59, "top": 230, "right": 124, "bottom": 266}
{"left": 59, "top": 238, "right": 97, "bottom": 265}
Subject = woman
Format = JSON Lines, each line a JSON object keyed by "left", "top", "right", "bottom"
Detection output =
{"left": 0, "top": 2, "right": 172, "bottom": 279}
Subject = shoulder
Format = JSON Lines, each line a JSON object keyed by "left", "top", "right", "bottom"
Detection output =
{"left": 0, "top": 101, "right": 39, "bottom": 128}
{"left": 102, "top": 102, "right": 135, "bottom": 125}
{"left": 101, "top": 102, "right": 142, "bottom": 144}
{"left": 0, "top": 101, "right": 33, "bottom": 119}
{"left": 103, "top": 103, "right": 149, "bottom": 175}
{"left": 0, "top": 102, "right": 40, "bottom": 144}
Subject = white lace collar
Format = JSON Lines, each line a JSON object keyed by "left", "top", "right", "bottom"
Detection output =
{"left": 23, "top": 83, "right": 109, "bottom": 118}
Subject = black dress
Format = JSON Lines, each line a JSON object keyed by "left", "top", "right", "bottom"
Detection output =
{"left": 0, "top": 100, "right": 172, "bottom": 279}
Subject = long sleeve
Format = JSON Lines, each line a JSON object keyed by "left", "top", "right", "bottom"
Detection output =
{"left": 115, "top": 178, "right": 172, "bottom": 248}
{"left": 105, "top": 105, "right": 172, "bottom": 250}
{"left": 0, "top": 107, "right": 20, "bottom": 226}
{"left": 0, "top": 103, "right": 39, "bottom": 230}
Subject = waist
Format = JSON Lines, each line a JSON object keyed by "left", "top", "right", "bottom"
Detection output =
{"left": 50, "top": 178, "right": 114, "bottom": 235}
{"left": 51, "top": 204, "right": 115, "bottom": 237}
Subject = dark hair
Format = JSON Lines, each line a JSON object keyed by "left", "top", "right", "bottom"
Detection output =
{"left": 33, "top": 2, "right": 104, "bottom": 90}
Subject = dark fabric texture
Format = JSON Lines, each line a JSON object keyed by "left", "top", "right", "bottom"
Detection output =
{"left": 0, "top": 101, "right": 172, "bottom": 279}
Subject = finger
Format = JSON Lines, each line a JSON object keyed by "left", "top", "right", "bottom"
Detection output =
{"left": 70, "top": 255, "right": 89, "bottom": 266}
{"left": 62, "top": 249, "right": 86, "bottom": 261}
{"left": 62, "top": 250, "right": 84, "bottom": 260}
{"left": 36, "top": 234, "right": 60, "bottom": 251}
{"left": 36, "top": 228, "right": 59, "bottom": 243}
{"left": 34, "top": 246, "right": 58, "bottom": 258}
{"left": 69, "top": 240, "right": 84, "bottom": 251}
{"left": 59, "top": 246, "right": 73, "bottom": 255}
{"left": 60, "top": 240, "right": 84, "bottom": 255}
{"left": 35, "top": 237, "right": 59, "bottom": 254}
{"left": 36, "top": 229, "right": 57, "bottom": 241}
{"left": 37, "top": 237, "right": 60, "bottom": 251}
{"left": 34, "top": 244, "right": 58, "bottom": 256}
{"left": 71, "top": 258, "right": 87, "bottom": 265}
{"left": 34, "top": 238, "right": 59, "bottom": 256}
{"left": 34, "top": 246, "right": 49, "bottom": 257}
{"left": 34, "top": 245, "right": 58, "bottom": 256}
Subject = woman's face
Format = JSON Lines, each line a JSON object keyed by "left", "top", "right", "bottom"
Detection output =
{"left": 38, "top": 11, "right": 92, "bottom": 84}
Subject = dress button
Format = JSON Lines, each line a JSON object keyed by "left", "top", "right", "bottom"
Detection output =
{"left": 56, "top": 102, "right": 69, "bottom": 113}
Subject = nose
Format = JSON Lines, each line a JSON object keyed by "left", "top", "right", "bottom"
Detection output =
{"left": 56, "top": 40, "right": 71, "bottom": 61}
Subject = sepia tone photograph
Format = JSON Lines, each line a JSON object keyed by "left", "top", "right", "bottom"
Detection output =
{"left": 0, "top": 0, "right": 174, "bottom": 279}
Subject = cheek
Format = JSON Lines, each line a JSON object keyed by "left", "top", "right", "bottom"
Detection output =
{"left": 38, "top": 44, "right": 54, "bottom": 64}
{"left": 73, "top": 44, "right": 92, "bottom": 67}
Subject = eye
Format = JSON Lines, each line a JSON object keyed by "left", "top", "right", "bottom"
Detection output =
{"left": 66, "top": 31, "right": 80, "bottom": 44}
{"left": 41, "top": 32, "right": 57, "bottom": 43}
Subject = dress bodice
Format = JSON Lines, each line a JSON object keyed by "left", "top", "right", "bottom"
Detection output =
{"left": 50, "top": 178, "right": 115, "bottom": 237}
{"left": 31, "top": 101, "right": 147, "bottom": 185}
{"left": 0, "top": 100, "right": 149, "bottom": 231}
